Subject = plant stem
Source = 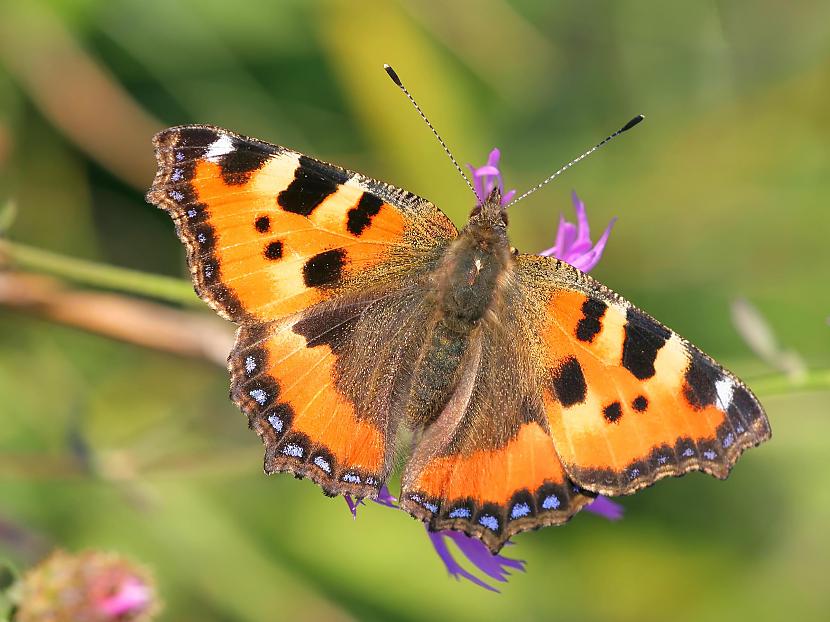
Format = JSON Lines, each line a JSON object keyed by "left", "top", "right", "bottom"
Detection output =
{"left": 748, "top": 368, "right": 830, "bottom": 398}
{"left": 0, "top": 240, "right": 200, "bottom": 307}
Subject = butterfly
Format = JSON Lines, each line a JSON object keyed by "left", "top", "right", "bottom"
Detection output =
{"left": 146, "top": 103, "right": 770, "bottom": 554}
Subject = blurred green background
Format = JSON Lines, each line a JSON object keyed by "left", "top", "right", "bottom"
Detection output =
{"left": 1, "top": 1, "right": 829, "bottom": 620}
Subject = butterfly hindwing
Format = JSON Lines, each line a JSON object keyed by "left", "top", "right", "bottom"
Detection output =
{"left": 147, "top": 125, "right": 457, "bottom": 325}
{"left": 230, "top": 282, "right": 440, "bottom": 497}
{"left": 517, "top": 255, "right": 771, "bottom": 496}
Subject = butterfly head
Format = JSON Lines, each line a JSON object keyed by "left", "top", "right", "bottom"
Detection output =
{"left": 453, "top": 187, "right": 512, "bottom": 285}
{"left": 468, "top": 187, "right": 509, "bottom": 231}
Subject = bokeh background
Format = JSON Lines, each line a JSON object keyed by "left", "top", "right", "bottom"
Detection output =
{"left": 1, "top": 1, "right": 829, "bottom": 620}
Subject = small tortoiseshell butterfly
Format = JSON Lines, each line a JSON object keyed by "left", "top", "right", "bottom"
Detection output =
{"left": 146, "top": 67, "right": 770, "bottom": 553}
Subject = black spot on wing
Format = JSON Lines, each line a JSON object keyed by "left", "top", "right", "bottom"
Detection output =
{"left": 278, "top": 155, "right": 350, "bottom": 216}
{"left": 550, "top": 356, "right": 587, "bottom": 407}
{"left": 302, "top": 248, "right": 346, "bottom": 288}
{"left": 729, "top": 384, "right": 764, "bottom": 425}
{"left": 176, "top": 127, "right": 217, "bottom": 151}
{"left": 603, "top": 401, "right": 622, "bottom": 423}
{"left": 264, "top": 241, "right": 283, "bottom": 260}
{"left": 217, "top": 139, "right": 272, "bottom": 185}
{"left": 621, "top": 307, "right": 671, "bottom": 380}
{"left": 576, "top": 298, "right": 607, "bottom": 343}
{"left": 632, "top": 395, "right": 648, "bottom": 412}
{"left": 347, "top": 192, "right": 384, "bottom": 236}
{"left": 255, "top": 215, "right": 271, "bottom": 233}
{"left": 683, "top": 352, "right": 720, "bottom": 410}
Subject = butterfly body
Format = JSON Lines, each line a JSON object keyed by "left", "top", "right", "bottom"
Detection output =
{"left": 404, "top": 193, "right": 513, "bottom": 425}
{"left": 147, "top": 125, "right": 770, "bottom": 553}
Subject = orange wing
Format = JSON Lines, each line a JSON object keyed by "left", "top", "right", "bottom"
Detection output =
{"left": 400, "top": 322, "right": 593, "bottom": 553}
{"left": 147, "top": 125, "right": 455, "bottom": 497}
{"left": 146, "top": 125, "right": 456, "bottom": 324}
{"left": 517, "top": 255, "right": 771, "bottom": 496}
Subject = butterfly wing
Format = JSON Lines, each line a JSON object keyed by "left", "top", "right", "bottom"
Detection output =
{"left": 399, "top": 296, "right": 594, "bottom": 554}
{"left": 147, "top": 125, "right": 457, "bottom": 497}
{"left": 517, "top": 254, "right": 771, "bottom": 496}
{"left": 231, "top": 287, "right": 435, "bottom": 497}
{"left": 147, "top": 125, "right": 456, "bottom": 324}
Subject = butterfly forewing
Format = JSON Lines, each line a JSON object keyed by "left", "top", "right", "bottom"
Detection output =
{"left": 517, "top": 255, "right": 770, "bottom": 496}
{"left": 147, "top": 125, "right": 457, "bottom": 324}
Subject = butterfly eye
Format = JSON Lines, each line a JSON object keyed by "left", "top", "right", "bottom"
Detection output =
{"left": 469, "top": 205, "right": 482, "bottom": 218}
{"left": 500, "top": 210, "right": 509, "bottom": 226}
{"left": 510, "top": 246, "right": 519, "bottom": 256}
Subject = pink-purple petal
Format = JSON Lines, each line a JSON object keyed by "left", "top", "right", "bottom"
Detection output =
{"left": 586, "top": 495, "right": 624, "bottom": 521}
{"left": 448, "top": 531, "right": 525, "bottom": 582}
{"left": 572, "top": 191, "right": 593, "bottom": 249}
{"left": 540, "top": 194, "right": 615, "bottom": 273}
{"left": 473, "top": 165, "right": 501, "bottom": 176}
{"left": 344, "top": 485, "right": 398, "bottom": 518}
{"left": 344, "top": 495, "right": 364, "bottom": 519}
{"left": 467, "top": 148, "right": 516, "bottom": 206}
{"left": 97, "top": 577, "right": 152, "bottom": 617}
{"left": 373, "top": 485, "right": 398, "bottom": 508}
{"left": 427, "top": 531, "right": 500, "bottom": 592}
{"left": 570, "top": 217, "right": 616, "bottom": 272}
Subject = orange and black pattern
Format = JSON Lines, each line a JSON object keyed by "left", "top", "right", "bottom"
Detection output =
{"left": 148, "top": 125, "right": 770, "bottom": 553}
{"left": 517, "top": 255, "right": 770, "bottom": 496}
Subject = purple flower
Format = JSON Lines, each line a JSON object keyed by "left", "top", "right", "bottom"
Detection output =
{"left": 347, "top": 487, "right": 622, "bottom": 592}
{"left": 343, "top": 149, "right": 622, "bottom": 591}
{"left": 345, "top": 487, "right": 527, "bottom": 592}
{"left": 540, "top": 191, "right": 615, "bottom": 273}
{"left": 467, "top": 148, "right": 517, "bottom": 206}
{"left": 427, "top": 531, "right": 525, "bottom": 592}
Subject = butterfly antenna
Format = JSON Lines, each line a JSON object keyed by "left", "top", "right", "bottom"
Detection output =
{"left": 383, "top": 64, "right": 476, "bottom": 198}
{"left": 505, "top": 114, "right": 645, "bottom": 209}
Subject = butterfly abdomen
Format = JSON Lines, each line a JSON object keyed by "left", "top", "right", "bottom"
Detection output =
{"left": 405, "top": 220, "right": 513, "bottom": 427}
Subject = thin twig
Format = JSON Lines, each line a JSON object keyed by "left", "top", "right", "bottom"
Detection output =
{"left": 0, "top": 272, "right": 232, "bottom": 366}
{"left": 0, "top": 240, "right": 201, "bottom": 308}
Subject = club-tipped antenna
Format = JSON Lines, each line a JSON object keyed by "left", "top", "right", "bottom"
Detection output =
{"left": 384, "top": 64, "right": 476, "bottom": 197}
{"left": 505, "top": 114, "right": 645, "bottom": 209}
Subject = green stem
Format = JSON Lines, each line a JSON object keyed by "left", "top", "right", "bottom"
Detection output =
{"left": 1, "top": 240, "right": 200, "bottom": 307}
{"left": 749, "top": 368, "right": 830, "bottom": 398}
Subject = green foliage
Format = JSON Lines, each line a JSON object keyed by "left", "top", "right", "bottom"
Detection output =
{"left": 1, "top": 1, "right": 828, "bottom": 620}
